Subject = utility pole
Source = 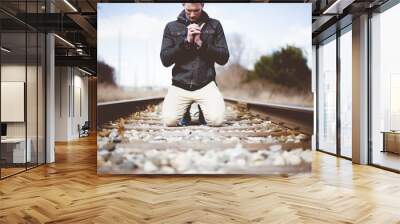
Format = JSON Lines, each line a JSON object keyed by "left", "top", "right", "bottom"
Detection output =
{"left": 117, "top": 30, "right": 121, "bottom": 86}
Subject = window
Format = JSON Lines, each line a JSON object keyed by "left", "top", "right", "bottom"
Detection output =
{"left": 0, "top": 1, "right": 46, "bottom": 179}
{"left": 317, "top": 36, "right": 337, "bottom": 154}
{"left": 339, "top": 28, "right": 352, "bottom": 158}
{"left": 370, "top": 3, "right": 400, "bottom": 171}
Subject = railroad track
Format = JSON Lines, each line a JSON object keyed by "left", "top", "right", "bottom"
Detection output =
{"left": 97, "top": 97, "right": 313, "bottom": 174}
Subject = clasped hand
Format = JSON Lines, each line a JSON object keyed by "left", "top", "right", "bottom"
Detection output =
{"left": 186, "top": 23, "right": 205, "bottom": 49}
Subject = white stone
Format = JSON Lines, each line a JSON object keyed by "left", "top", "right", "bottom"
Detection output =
{"left": 236, "top": 158, "right": 247, "bottom": 167}
{"left": 119, "top": 160, "right": 137, "bottom": 170}
{"left": 282, "top": 151, "right": 301, "bottom": 165}
{"left": 160, "top": 158, "right": 169, "bottom": 166}
{"left": 301, "top": 150, "right": 313, "bottom": 163}
{"left": 218, "top": 152, "right": 230, "bottom": 164}
{"left": 144, "top": 149, "right": 159, "bottom": 159}
{"left": 272, "top": 154, "right": 285, "bottom": 166}
{"left": 269, "top": 145, "right": 282, "bottom": 152}
{"left": 295, "top": 134, "right": 308, "bottom": 140}
{"left": 160, "top": 166, "right": 175, "bottom": 174}
{"left": 109, "top": 129, "right": 119, "bottom": 139}
{"left": 110, "top": 147, "right": 125, "bottom": 164}
{"left": 184, "top": 169, "right": 198, "bottom": 174}
{"left": 286, "top": 138, "right": 295, "bottom": 143}
{"left": 250, "top": 151, "right": 266, "bottom": 163}
{"left": 99, "top": 150, "right": 110, "bottom": 161}
{"left": 143, "top": 160, "right": 158, "bottom": 172}
{"left": 196, "top": 151, "right": 219, "bottom": 171}
{"left": 171, "top": 153, "right": 191, "bottom": 172}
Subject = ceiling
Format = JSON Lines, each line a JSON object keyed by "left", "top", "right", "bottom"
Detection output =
{"left": 0, "top": 0, "right": 393, "bottom": 74}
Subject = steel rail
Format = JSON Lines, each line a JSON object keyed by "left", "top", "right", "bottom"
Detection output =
{"left": 97, "top": 96, "right": 314, "bottom": 135}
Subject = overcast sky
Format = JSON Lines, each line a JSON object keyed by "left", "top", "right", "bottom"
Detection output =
{"left": 98, "top": 3, "right": 311, "bottom": 88}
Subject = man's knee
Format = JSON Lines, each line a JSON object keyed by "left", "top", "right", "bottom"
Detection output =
{"left": 206, "top": 114, "right": 224, "bottom": 126}
{"left": 162, "top": 115, "right": 179, "bottom": 127}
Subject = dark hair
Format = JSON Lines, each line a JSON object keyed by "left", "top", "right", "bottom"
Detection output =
{"left": 182, "top": 3, "right": 204, "bottom": 6}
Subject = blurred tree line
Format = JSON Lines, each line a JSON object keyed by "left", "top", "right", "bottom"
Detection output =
{"left": 98, "top": 60, "right": 117, "bottom": 86}
{"left": 98, "top": 43, "right": 311, "bottom": 93}
{"left": 245, "top": 45, "right": 311, "bottom": 91}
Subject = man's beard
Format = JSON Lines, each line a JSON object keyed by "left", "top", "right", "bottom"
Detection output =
{"left": 189, "top": 20, "right": 201, "bottom": 25}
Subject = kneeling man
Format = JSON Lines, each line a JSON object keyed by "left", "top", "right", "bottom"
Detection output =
{"left": 160, "top": 3, "right": 230, "bottom": 127}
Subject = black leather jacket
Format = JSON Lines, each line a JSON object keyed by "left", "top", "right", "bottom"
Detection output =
{"left": 160, "top": 10, "right": 230, "bottom": 91}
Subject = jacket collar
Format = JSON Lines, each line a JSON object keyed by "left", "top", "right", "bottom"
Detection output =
{"left": 177, "top": 10, "right": 209, "bottom": 25}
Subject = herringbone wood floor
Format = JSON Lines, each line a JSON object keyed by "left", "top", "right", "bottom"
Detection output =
{"left": 1, "top": 134, "right": 400, "bottom": 224}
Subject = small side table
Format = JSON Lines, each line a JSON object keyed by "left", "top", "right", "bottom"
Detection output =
{"left": 1, "top": 138, "right": 32, "bottom": 164}
{"left": 381, "top": 131, "right": 400, "bottom": 155}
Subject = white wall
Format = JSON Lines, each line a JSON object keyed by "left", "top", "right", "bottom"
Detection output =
{"left": 312, "top": 45, "right": 317, "bottom": 151}
{"left": 55, "top": 67, "right": 89, "bottom": 141}
{"left": 55, "top": 66, "right": 69, "bottom": 141}
{"left": 1, "top": 65, "right": 26, "bottom": 144}
{"left": 72, "top": 73, "right": 89, "bottom": 138}
{"left": 1, "top": 65, "right": 39, "bottom": 139}
{"left": 1, "top": 63, "right": 46, "bottom": 164}
{"left": 352, "top": 14, "right": 369, "bottom": 164}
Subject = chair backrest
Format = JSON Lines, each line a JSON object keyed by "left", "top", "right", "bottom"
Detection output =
{"left": 82, "top": 121, "right": 90, "bottom": 129}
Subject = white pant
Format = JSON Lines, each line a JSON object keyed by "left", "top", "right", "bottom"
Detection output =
{"left": 162, "top": 81, "right": 225, "bottom": 127}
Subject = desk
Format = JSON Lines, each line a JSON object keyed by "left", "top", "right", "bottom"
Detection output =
{"left": 382, "top": 131, "right": 400, "bottom": 155}
{"left": 1, "top": 138, "right": 31, "bottom": 163}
